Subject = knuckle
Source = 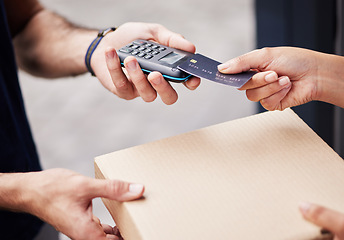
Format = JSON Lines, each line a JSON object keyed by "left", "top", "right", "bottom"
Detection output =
{"left": 260, "top": 99, "right": 276, "bottom": 111}
{"left": 233, "top": 55, "right": 245, "bottom": 65}
{"left": 115, "top": 80, "right": 130, "bottom": 90}
{"left": 246, "top": 90, "right": 259, "bottom": 102}
{"left": 108, "top": 64, "right": 122, "bottom": 72}
{"left": 72, "top": 178, "right": 90, "bottom": 195}
{"left": 309, "top": 206, "right": 326, "bottom": 222}
{"left": 143, "top": 92, "right": 157, "bottom": 102}
{"left": 260, "top": 47, "right": 273, "bottom": 56}
{"left": 151, "top": 23, "right": 163, "bottom": 31}
{"left": 109, "top": 180, "right": 126, "bottom": 196}
{"left": 265, "top": 83, "right": 281, "bottom": 96}
{"left": 133, "top": 75, "right": 148, "bottom": 86}
{"left": 147, "top": 23, "right": 163, "bottom": 36}
{"left": 111, "top": 89, "right": 137, "bottom": 101}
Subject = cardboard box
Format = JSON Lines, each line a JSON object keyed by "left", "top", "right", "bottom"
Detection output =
{"left": 95, "top": 109, "right": 344, "bottom": 240}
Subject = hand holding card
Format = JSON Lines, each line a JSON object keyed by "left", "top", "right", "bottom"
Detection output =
{"left": 117, "top": 40, "right": 256, "bottom": 87}
{"left": 178, "top": 53, "right": 256, "bottom": 88}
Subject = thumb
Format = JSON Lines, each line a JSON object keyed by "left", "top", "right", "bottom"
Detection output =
{"left": 152, "top": 24, "right": 196, "bottom": 53}
{"left": 299, "top": 202, "right": 344, "bottom": 238}
{"left": 218, "top": 48, "right": 270, "bottom": 74}
{"left": 88, "top": 178, "right": 145, "bottom": 202}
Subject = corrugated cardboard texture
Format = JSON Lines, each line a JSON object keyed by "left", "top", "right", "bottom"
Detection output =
{"left": 95, "top": 109, "right": 344, "bottom": 240}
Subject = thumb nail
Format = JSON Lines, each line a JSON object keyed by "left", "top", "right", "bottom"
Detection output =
{"left": 106, "top": 48, "right": 116, "bottom": 59}
{"left": 218, "top": 62, "right": 231, "bottom": 71}
{"left": 129, "top": 183, "right": 144, "bottom": 194}
{"left": 299, "top": 201, "right": 311, "bottom": 214}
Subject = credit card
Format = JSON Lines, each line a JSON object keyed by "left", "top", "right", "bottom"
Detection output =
{"left": 177, "top": 53, "right": 256, "bottom": 88}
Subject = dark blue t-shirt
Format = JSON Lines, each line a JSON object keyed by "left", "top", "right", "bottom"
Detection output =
{"left": 0, "top": 0, "right": 44, "bottom": 239}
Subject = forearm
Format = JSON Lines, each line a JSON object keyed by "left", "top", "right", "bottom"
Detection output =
{"left": 13, "top": 9, "right": 97, "bottom": 78}
{"left": 0, "top": 172, "right": 32, "bottom": 213}
{"left": 315, "top": 53, "right": 344, "bottom": 108}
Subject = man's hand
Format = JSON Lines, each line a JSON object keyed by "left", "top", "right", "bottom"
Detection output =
{"left": 21, "top": 169, "right": 144, "bottom": 240}
{"left": 299, "top": 202, "right": 344, "bottom": 240}
{"left": 11, "top": 4, "right": 200, "bottom": 105}
{"left": 218, "top": 47, "right": 344, "bottom": 110}
{"left": 91, "top": 22, "right": 201, "bottom": 105}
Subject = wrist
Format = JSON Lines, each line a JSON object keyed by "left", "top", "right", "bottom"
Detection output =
{"left": 315, "top": 53, "right": 344, "bottom": 107}
{"left": 0, "top": 172, "right": 33, "bottom": 212}
{"left": 85, "top": 27, "right": 116, "bottom": 76}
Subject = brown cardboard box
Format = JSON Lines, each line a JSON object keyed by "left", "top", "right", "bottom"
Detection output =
{"left": 95, "top": 109, "right": 344, "bottom": 240}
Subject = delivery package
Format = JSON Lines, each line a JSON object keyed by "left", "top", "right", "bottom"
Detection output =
{"left": 95, "top": 109, "right": 344, "bottom": 240}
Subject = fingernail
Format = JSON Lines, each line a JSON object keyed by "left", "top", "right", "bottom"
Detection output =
{"left": 129, "top": 184, "right": 144, "bottom": 194}
{"left": 106, "top": 49, "right": 115, "bottom": 59}
{"left": 299, "top": 201, "right": 311, "bottom": 214}
{"left": 279, "top": 76, "right": 290, "bottom": 86}
{"left": 218, "top": 62, "right": 231, "bottom": 71}
{"left": 265, "top": 72, "right": 278, "bottom": 83}
{"left": 151, "top": 74, "right": 162, "bottom": 85}
{"left": 126, "top": 61, "right": 138, "bottom": 71}
{"left": 187, "top": 78, "right": 200, "bottom": 88}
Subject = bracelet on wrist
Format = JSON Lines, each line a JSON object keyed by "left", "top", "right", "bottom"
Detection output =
{"left": 85, "top": 27, "right": 116, "bottom": 76}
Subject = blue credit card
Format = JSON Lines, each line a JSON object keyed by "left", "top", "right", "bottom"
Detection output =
{"left": 177, "top": 53, "right": 256, "bottom": 88}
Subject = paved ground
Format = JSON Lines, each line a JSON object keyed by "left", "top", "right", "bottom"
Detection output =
{"left": 19, "top": 0, "right": 256, "bottom": 238}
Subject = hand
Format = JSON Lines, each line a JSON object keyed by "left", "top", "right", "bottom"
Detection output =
{"left": 217, "top": 47, "right": 338, "bottom": 110}
{"left": 102, "top": 225, "right": 123, "bottom": 240}
{"left": 299, "top": 202, "right": 344, "bottom": 240}
{"left": 23, "top": 168, "right": 144, "bottom": 240}
{"left": 91, "top": 22, "right": 201, "bottom": 105}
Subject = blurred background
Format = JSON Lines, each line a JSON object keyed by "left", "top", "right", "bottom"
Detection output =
{"left": 19, "top": 0, "right": 256, "bottom": 238}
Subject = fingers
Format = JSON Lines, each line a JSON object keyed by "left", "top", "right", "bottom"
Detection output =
{"left": 183, "top": 77, "right": 201, "bottom": 90}
{"left": 147, "top": 72, "right": 178, "bottom": 105}
{"left": 89, "top": 217, "right": 122, "bottom": 240}
{"left": 151, "top": 24, "right": 196, "bottom": 53}
{"left": 102, "top": 224, "right": 122, "bottom": 239}
{"left": 124, "top": 56, "right": 157, "bottom": 102}
{"left": 239, "top": 69, "right": 292, "bottom": 111}
{"left": 88, "top": 178, "right": 145, "bottom": 202}
{"left": 260, "top": 83, "right": 292, "bottom": 111}
{"left": 218, "top": 48, "right": 272, "bottom": 74}
{"left": 299, "top": 202, "right": 344, "bottom": 239}
{"left": 102, "top": 224, "right": 114, "bottom": 234}
{"left": 105, "top": 48, "right": 137, "bottom": 100}
{"left": 91, "top": 216, "right": 122, "bottom": 240}
{"left": 240, "top": 71, "right": 278, "bottom": 90}
{"left": 245, "top": 76, "right": 291, "bottom": 102}
{"left": 107, "top": 40, "right": 199, "bottom": 105}
{"left": 125, "top": 58, "right": 183, "bottom": 104}
{"left": 106, "top": 49, "right": 182, "bottom": 104}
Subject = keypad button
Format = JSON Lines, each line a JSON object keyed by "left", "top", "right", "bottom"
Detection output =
{"left": 144, "top": 43, "right": 153, "bottom": 47}
{"left": 133, "top": 40, "right": 145, "bottom": 45}
{"left": 152, "top": 51, "right": 160, "bottom": 55}
{"left": 144, "top": 55, "right": 153, "bottom": 59}
{"left": 119, "top": 48, "right": 133, "bottom": 53}
{"left": 137, "top": 52, "right": 146, "bottom": 58}
{"left": 158, "top": 47, "right": 166, "bottom": 51}
{"left": 152, "top": 45, "right": 159, "bottom": 49}
{"left": 131, "top": 51, "right": 139, "bottom": 55}
{"left": 131, "top": 45, "right": 139, "bottom": 49}
{"left": 138, "top": 47, "right": 146, "bottom": 51}
{"left": 144, "top": 49, "right": 152, "bottom": 53}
